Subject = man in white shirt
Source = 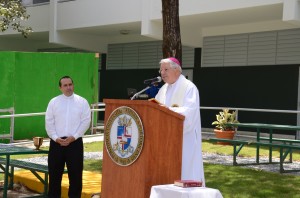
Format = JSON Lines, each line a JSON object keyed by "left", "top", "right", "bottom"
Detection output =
{"left": 45, "top": 76, "right": 91, "bottom": 198}
{"left": 155, "top": 58, "right": 205, "bottom": 186}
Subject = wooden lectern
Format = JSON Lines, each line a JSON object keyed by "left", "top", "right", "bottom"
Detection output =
{"left": 101, "top": 99, "right": 184, "bottom": 198}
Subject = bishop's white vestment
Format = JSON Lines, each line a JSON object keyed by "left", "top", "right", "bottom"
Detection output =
{"left": 155, "top": 75, "right": 205, "bottom": 186}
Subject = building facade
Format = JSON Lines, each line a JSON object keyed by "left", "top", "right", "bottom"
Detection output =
{"left": 1, "top": 0, "right": 300, "bottom": 132}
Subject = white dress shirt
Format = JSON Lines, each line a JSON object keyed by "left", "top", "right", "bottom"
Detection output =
{"left": 45, "top": 93, "right": 91, "bottom": 141}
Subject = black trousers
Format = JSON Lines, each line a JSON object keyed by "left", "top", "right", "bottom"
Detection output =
{"left": 48, "top": 137, "right": 83, "bottom": 198}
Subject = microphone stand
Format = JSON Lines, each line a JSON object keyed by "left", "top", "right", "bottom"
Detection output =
{"left": 131, "top": 86, "right": 151, "bottom": 100}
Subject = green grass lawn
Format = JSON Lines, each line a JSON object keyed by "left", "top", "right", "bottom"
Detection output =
{"left": 202, "top": 140, "right": 300, "bottom": 161}
{"left": 205, "top": 163, "right": 300, "bottom": 198}
{"left": 203, "top": 140, "right": 300, "bottom": 197}
{"left": 82, "top": 140, "right": 300, "bottom": 198}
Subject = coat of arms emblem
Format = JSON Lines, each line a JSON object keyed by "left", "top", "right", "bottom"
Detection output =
{"left": 105, "top": 106, "right": 144, "bottom": 166}
{"left": 115, "top": 116, "right": 134, "bottom": 156}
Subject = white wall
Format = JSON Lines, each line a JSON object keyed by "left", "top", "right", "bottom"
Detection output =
{"left": 56, "top": 0, "right": 142, "bottom": 29}
{"left": 1, "top": 0, "right": 298, "bottom": 52}
{"left": 150, "top": 0, "right": 283, "bottom": 19}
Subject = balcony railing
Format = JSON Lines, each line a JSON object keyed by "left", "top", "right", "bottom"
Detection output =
{"left": 22, "top": 0, "right": 75, "bottom": 7}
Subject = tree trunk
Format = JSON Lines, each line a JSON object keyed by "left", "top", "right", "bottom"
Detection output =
{"left": 161, "top": 0, "right": 182, "bottom": 65}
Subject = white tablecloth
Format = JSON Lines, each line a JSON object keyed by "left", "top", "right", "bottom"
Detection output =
{"left": 150, "top": 184, "right": 223, "bottom": 198}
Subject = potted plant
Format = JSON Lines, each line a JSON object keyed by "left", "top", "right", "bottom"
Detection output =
{"left": 212, "top": 108, "right": 239, "bottom": 145}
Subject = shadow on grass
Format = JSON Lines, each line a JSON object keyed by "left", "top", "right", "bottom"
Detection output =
{"left": 77, "top": 141, "right": 300, "bottom": 197}
{"left": 205, "top": 163, "right": 300, "bottom": 198}
{"left": 84, "top": 159, "right": 102, "bottom": 173}
{"left": 83, "top": 159, "right": 300, "bottom": 198}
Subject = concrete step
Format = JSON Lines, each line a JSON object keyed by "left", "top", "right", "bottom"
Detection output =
{"left": 14, "top": 170, "right": 101, "bottom": 198}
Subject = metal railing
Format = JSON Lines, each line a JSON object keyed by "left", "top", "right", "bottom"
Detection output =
{"left": 201, "top": 106, "right": 300, "bottom": 115}
{"left": 90, "top": 103, "right": 105, "bottom": 134}
{"left": 0, "top": 104, "right": 105, "bottom": 142}
{"left": 1, "top": 104, "right": 300, "bottom": 142}
{"left": 0, "top": 108, "right": 15, "bottom": 143}
{"left": 201, "top": 106, "right": 300, "bottom": 139}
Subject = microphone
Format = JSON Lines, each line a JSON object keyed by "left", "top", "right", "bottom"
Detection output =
{"left": 144, "top": 76, "right": 162, "bottom": 84}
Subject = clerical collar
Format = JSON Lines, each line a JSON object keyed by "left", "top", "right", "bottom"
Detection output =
{"left": 167, "top": 75, "right": 182, "bottom": 88}
{"left": 62, "top": 93, "right": 74, "bottom": 99}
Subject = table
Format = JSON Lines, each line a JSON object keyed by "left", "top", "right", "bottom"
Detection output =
{"left": 150, "top": 184, "right": 223, "bottom": 198}
{"left": 0, "top": 145, "right": 48, "bottom": 198}
{"left": 228, "top": 123, "right": 300, "bottom": 163}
